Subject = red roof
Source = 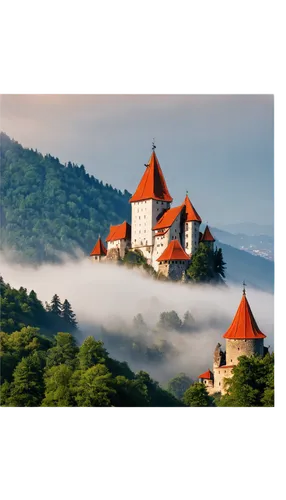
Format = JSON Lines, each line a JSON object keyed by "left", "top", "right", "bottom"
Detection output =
{"left": 106, "top": 221, "right": 131, "bottom": 242}
{"left": 90, "top": 237, "right": 107, "bottom": 256}
{"left": 157, "top": 239, "right": 190, "bottom": 262}
{"left": 129, "top": 151, "right": 173, "bottom": 203}
{"left": 201, "top": 225, "right": 215, "bottom": 242}
{"left": 184, "top": 194, "right": 202, "bottom": 222}
{"left": 198, "top": 369, "right": 213, "bottom": 379}
{"left": 153, "top": 205, "right": 184, "bottom": 230}
{"left": 223, "top": 293, "right": 266, "bottom": 340}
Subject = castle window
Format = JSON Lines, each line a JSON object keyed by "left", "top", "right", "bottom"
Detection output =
{"left": 186, "top": 242, "right": 188, "bottom": 248}
{"left": 156, "top": 201, "right": 159, "bottom": 204}
{"left": 186, "top": 223, "right": 188, "bottom": 229}
{"left": 219, "top": 382, "right": 221, "bottom": 386}
{"left": 238, "top": 348, "right": 240, "bottom": 351}
{"left": 218, "top": 371, "right": 220, "bottom": 374}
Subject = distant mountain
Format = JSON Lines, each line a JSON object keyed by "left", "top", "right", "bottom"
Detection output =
{"left": 218, "top": 242, "right": 274, "bottom": 293}
{"left": 210, "top": 227, "right": 274, "bottom": 261}
{"left": 217, "top": 222, "right": 274, "bottom": 237}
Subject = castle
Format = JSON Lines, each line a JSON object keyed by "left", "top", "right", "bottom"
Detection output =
{"left": 90, "top": 143, "right": 215, "bottom": 279}
{"left": 198, "top": 285, "right": 268, "bottom": 395}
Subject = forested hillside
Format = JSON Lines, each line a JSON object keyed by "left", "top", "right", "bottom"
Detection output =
{"left": 0, "top": 133, "right": 131, "bottom": 262}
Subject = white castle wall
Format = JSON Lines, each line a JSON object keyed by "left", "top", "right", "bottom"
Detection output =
{"left": 184, "top": 221, "right": 200, "bottom": 255}
{"left": 107, "top": 239, "right": 128, "bottom": 258}
{"left": 131, "top": 199, "right": 170, "bottom": 264}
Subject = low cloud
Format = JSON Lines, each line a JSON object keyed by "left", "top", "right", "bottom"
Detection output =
{"left": 0, "top": 254, "right": 274, "bottom": 383}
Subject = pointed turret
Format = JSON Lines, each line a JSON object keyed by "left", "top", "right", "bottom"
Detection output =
{"left": 201, "top": 225, "right": 215, "bottom": 242}
{"left": 90, "top": 236, "right": 107, "bottom": 261}
{"left": 223, "top": 290, "right": 266, "bottom": 340}
{"left": 129, "top": 151, "right": 173, "bottom": 203}
{"left": 184, "top": 194, "right": 202, "bottom": 222}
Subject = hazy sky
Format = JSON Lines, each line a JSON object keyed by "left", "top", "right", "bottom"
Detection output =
{"left": 0, "top": 94, "right": 274, "bottom": 226}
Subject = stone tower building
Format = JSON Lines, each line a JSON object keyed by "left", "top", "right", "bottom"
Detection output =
{"left": 198, "top": 287, "right": 267, "bottom": 395}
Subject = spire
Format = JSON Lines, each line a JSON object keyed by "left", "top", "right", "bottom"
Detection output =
{"left": 201, "top": 225, "right": 215, "bottom": 242}
{"left": 223, "top": 292, "right": 266, "bottom": 340}
{"left": 242, "top": 280, "right": 246, "bottom": 296}
{"left": 184, "top": 193, "right": 202, "bottom": 222}
{"left": 90, "top": 236, "right": 107, "bottom": 256}
{"left": 129, "top": 149, "right": 173, "bottom": 203}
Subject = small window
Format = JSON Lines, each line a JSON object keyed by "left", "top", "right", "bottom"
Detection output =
{"left": 225, "top": 370, "right": 226, "bottom": 373}
{"left": 218, "top": 371, "right": 220, "bottom": 374}
{"left": 186, "top": 242, "right": 188, "bottom": 248}
{"left": 238, "top": 348, "right": 240, "bottom": 351}
{"left": 156, "top": 201, "right": 159, "bottom": 204}
{"left": 219, "top": 382, "right": 221, "bottom": 386}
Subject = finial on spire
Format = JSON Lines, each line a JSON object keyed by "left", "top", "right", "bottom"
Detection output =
{"left": 242, "top": 280, "right": 247, "bottom": 295}
{"left": 186, "top": 189, "right": 189, "bottom": 195}
{"left": 152, "top": 138, "right": 156, "bottom": 151}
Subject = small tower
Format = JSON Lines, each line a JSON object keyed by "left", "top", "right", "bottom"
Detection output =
{"left": 200, "top": 225, "right": 215, "bottom": 250}
{"left": 223, "top": 283, "right": 266, "bottom": 365}
{"left": 129, "top": 144, "right": 173, "bottom": 263}
{"left": 157, "top": 239, "right": 190, "bottom": 280}
{"left": 90, "top": 236, "right": 107, "bottom": 262}
{"left": 198, "top": 369, "right": 214, "bottom": 390}
{"left": 183, "top": 193, "right": 202, "bottom": 255}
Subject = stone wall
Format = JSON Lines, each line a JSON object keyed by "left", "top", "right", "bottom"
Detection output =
{"left": 226, "top": 338, "right": 264, "bottom": 365}
{"left": 157, "top": 261, "right": 189, "bottom": 280}
{"left": 212, "top": 366, "right": 235, "bottom": 395}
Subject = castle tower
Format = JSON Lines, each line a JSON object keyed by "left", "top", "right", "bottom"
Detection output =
{"left": 157, "top": 239, "right": 190, "bottom": 280}
{"left": 198, "top": 369, "right": 214, "bottom": 391}
{"left": 90, "top": 236, "right": 107, "bottom": 262}
{"left": 106, "top": 221, "right": 131, "bottom": 259}
{"left": 129, "top": 145, "right": 173, "bottom": 264}
{"left": 183, "top": 194, "right": 202, "bottom": 255}
{"left": 198, "top": 286, "right": 267, "bottom": 395}
{"left": 222, "top": 286, "right": 266, "bottom": 366}
{"left": 200, "top": 225, "right": 215, "bottom": 250}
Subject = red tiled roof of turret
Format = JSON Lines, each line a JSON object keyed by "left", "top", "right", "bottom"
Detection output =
{"left": 184, "top": 194, "right": 202, "bottom": 222}
{"left": 157, "top": 239, "right": 190, "bottom": 262}
{"left": 106, "top": 221, "right": 131, "bottom": 242}
{"left": 223, "top": 292, "right": 266, "bottom": 340}
{"left": 201, "top": 225, "right": 215, "bottom": 242}
{"left": 129, "top": 151, "right": 173, "bottom": 203}
{"left": 90, "top": 237, "right": 107, "bottom": 256}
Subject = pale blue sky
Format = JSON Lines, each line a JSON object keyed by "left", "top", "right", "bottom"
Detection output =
{"left": 1, "top": 94, "right": 274, "bottom": 226}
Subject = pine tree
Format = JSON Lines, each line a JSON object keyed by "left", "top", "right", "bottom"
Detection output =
{"left": 214, "top": 247, "right": 226, "bottom": 279}
{"left": 50, "top": 294, "right": 62, "bottom": 316}
{"left": 61, "top": 299, "right": 77, "bottom": 328}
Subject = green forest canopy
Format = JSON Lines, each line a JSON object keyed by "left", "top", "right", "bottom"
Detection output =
{"left": 0, "top": 132, "right": 131, "bottom": 263}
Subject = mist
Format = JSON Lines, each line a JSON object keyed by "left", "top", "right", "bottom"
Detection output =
{"left": 0, "top": 255, "right": 274, "bottom": 384}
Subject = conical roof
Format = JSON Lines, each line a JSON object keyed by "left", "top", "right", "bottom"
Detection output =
{"left": 90, "top": 237, "right": 107, "bottom": 256}
{"left": 129, "top": 151, "right": 173, "bottom": 203}
{"left": 184, "top": 194, "right": 202, "bottom": 222}
{"left": 198, "top": 369, "right": 213, "bottom": 380}
{"left": 157, "top": 239, "right": 190, "bottom": 262}
{"left": 223, "top": 292, "right": 266, "bottom": 340}
{"left": 201, "top": 225, "right": 215, "bottom": 242}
